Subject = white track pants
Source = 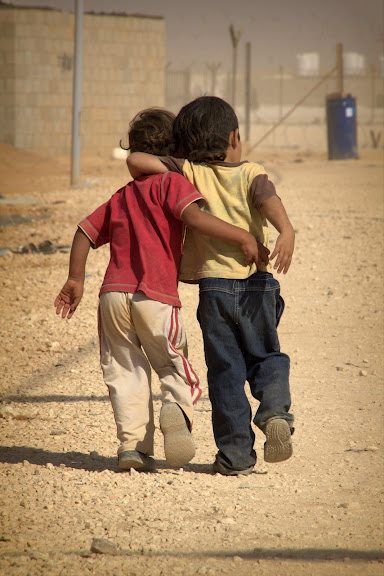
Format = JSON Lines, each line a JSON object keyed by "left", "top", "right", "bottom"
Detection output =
{"left": 98, "top": 292, "right": 201, "bottom": 455}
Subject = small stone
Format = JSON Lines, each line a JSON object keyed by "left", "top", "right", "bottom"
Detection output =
{"left": 35, "top": 551, "right": 50, "bottom": 561}
{"left": 50, "top": 429, "right": 66, "bottom": 436}
{"left": 254, "top": 468, "right": 268, "bottom": 474}
{"left": 90, "top": 538, "right": 119, "bottom": 555}
{"left": 359, "top": 370, "right": 368, "bottom": 376}
{"left": 46, "top": 341, "right": 60, "bottom": 350}
{"left": 222, "top": 517, "right": 235, "bottom": 525}
{"left": 46, "top": 463, "right": 54, "bottom": 469}
{"left": 233, "top": 556, "right": 243, "bottom": 561}
{"left": 22, "top": 460, "right": 29, "bottom": 467}
{"left": 336, "top": 366, "right": 344, "bottom": 372}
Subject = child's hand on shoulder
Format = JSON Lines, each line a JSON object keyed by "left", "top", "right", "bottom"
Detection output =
{"left": 270, "top": 226, "right": 295, "bottom": 274}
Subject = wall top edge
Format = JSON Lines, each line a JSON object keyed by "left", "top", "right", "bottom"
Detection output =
{"left": 0, "top": 3, "right": 164, "bottom": 20}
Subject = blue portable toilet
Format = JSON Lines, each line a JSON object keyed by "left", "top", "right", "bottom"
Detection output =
{"left": 326, "top": 94, "right": 358, "bottom": 159}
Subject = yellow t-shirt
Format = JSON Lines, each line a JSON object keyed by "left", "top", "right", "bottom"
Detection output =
{"left": 161, "top": 158, "right": 276, "bottom": 282}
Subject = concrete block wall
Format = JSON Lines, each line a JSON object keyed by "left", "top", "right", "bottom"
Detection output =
{"left": 0, "top": 6, "right": 166, "bottom": 156}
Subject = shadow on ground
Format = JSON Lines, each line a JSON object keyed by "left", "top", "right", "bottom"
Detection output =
{"left": 0, "top": 394, "right": 212, "bottom": 411}
{"left": 0, "top": 445, "right": 214, "bottom": 474}
{"left": 1, "top": 394, "right": 110, "bottom": 403}
{"left": 0, "top": 547, "right": 382, "bottom": 562}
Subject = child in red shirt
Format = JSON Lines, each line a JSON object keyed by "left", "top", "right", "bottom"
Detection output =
{"left": 54, "top": 108, "right": 265, "bottom": 472}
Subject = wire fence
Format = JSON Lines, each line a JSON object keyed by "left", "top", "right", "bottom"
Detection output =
{"left": 166, "top": 67, "right": 384, "bottom": 126}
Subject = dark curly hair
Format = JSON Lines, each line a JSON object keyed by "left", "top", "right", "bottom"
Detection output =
{"left": 120, "top": 108, "right": 175, "bottom": 155}
{"left": 173, "top": 96, "right": 239, "bottom": 162}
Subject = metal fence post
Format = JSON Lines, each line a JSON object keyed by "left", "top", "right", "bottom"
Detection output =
{"left": 244, "top": 42, "right": 251, "bottom": 141}
{"left": 71, "top": 0, "right": 84, "bottom": 186}
{"left": 229, "top": 25, "right": 242, "bottom": 107}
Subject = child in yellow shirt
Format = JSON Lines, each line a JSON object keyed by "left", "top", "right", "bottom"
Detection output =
{"left": 127, "top": 97, "right": 295, "bottom": 475}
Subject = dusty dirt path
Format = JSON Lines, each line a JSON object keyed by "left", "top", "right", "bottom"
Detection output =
{"left": 0, "top": 144, "right": 383, "bottom": 575}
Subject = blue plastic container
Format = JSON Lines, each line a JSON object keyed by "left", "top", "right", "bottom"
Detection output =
{"left": 326, "top": 95, "right": 358, "bottom": 159}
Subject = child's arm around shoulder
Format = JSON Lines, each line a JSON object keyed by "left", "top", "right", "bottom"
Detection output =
{"left": 126, "top": 152, "right": 169, "bottom": 178}
{"left": 181, "top": 202, "right": 267, "bottom": 267}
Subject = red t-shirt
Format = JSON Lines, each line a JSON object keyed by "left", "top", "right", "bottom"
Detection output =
{"left": 79, "top": 172, "right": 203, "bottom": 307}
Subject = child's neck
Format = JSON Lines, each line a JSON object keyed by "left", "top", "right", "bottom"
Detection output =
{"left": 224, "top": 148, "right": 242, "bottom": 163}
{"left": 224, "top": 154, "right": 241, "bottom": 163}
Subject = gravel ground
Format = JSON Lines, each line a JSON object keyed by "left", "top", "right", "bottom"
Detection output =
{"left": 0, "top": 143, "right": 383, "bottom": 576}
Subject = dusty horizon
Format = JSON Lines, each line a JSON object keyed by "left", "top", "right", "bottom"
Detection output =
{"left": 2, "top": 0, "right": 383, "bottom": 71}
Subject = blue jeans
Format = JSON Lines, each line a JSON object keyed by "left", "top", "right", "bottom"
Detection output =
{"left": 197, "top": 272, "right": 294, "bottom": 472}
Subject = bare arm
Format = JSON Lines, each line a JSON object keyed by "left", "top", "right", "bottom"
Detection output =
{"left": 181, "top": 203, "right": 269, "bottom": 266}
{"left": 54, "top": 228, "right": 91, "bottom": 319}
{"left": 259, "top": 196, "right": 295, "bottom": 274}
{"left": 127, "top": 152, "right": 168, "bottom": 178}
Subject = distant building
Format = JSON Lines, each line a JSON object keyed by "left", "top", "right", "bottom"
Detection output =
{"left": 343, "top": 52, "right": 365, "bottom": 76}
{"left": 0, "top": 3, "right": 166, "bottom": 156}
{"left": 296, "top": 53, "right": 319, "bottom": 77}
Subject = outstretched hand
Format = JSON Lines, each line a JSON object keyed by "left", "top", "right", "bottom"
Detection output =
{"left": 54, "top": 278, "right": 84, "bottom": 319}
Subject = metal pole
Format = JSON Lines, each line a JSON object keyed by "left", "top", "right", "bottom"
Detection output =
{"left": 71, "top": 0, "right": 84, "bottom": 186}
{"left": 232, "top": 42, "right": 237, "bottom": 106}
{"left": 336, "top": 42, "right": 343, "bottom": 95}
{"left": 211, "top": 66, "right": 217, "bottom": 95}
{"left": 244, "top": 42, "right": 251, "bottom": 141}
{"left": 184, "top": 67, "right": 191, "bottom": 103}
{"left": 206, "top": 62, "right": 221, "bottom": 95}
{"left": 370, "top": 64, "right": 376, "bottom": 124}
{"left": 279, "top": 65, "right": 284, "bottom": 121}
{"left": 229, "top": 25, "right": 241, "bottom": 107}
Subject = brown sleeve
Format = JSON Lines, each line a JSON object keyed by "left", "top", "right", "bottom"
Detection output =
{"left": 249, "top": 174, "right": 278, "bottom": 209}
{"left": 158, "top": 156, "right": 185, "bottom": 175}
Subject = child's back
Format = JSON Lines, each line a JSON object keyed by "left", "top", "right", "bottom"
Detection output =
{"left": 79, "top": 171, "right": 196, "bottom": 307}
{"left": 158, "top": 157, "right": 274, "bottom": 282}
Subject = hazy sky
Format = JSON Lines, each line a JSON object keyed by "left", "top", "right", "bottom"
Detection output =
{"left": 4, "top": 0, "right": 384, "bottom": 71}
